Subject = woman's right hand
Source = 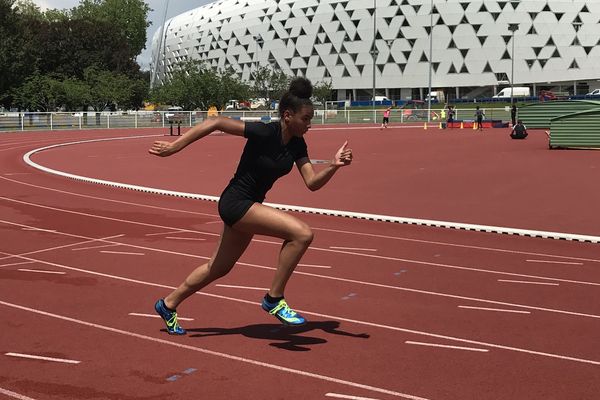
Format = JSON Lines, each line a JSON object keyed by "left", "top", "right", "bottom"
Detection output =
{"left": 148, "top": 140, "right": 179, "bottom": 157}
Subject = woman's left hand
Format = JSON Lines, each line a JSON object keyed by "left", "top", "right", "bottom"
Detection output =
{"left": 332, "top": 141, "right": 353, "bottom": 166}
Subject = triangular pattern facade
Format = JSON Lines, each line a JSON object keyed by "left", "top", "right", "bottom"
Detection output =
{"left": 151, "top": 0, "right": 600, "bottom": 92}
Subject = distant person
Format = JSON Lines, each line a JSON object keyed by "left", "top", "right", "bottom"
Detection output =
{"left": 380, "top": 107, "right": 391, "bottom": 129}
{"left": 440, "top": 107, "right": 446, "bottom": 127}
{"left": 510, "top": 104, "right": 517, "bottom": 126}
{"left": 447, "top": 105, "right": 455, "bottom": 128}
{"left": 510, "top": 120, "right": 528, "bottom": 139}
{"left": 474, "top": 106, "right": 485, "bottom": 131}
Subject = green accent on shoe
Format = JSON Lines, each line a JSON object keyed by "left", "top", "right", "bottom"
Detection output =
{"left": 261, "top": 298, "right": 306, "bottom": 326}
{"left": 154, "top": 299, "right": 186, "bottom": 335}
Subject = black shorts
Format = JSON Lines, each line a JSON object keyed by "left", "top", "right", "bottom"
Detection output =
{"left": 383, "top": 117, "right": 389, "bottom": 123}
{"left": 218, "top": 186, "right": 257, "bottom": 226}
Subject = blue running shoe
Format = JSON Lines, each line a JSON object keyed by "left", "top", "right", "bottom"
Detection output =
{"left": 261, "top": 297, "right": 306, "bottom": 326}
{"left": 154, "top": 299, "right": 186, "bottom": 335}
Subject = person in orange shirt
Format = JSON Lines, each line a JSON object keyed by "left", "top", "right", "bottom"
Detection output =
{"left": 380, "top": 107, "right": 391, "bottom": 129}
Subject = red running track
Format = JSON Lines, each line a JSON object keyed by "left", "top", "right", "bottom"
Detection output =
{"left": 0, "top": 127, "right": 599, "bottom": 400}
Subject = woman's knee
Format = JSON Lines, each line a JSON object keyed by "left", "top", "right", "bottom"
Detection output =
{"left": 293, "top": 224, "right": 314, "bottom": 246}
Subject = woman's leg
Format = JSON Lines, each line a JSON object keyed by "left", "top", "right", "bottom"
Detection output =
{"left": 233, "top": 203, "right": 313, "bottom": 298}
{"left": 164, "top": 224, "right": 253, "bottom": 309}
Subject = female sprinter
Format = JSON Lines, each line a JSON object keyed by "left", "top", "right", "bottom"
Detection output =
{"left": 149, "top": 78, "right": 353, "bottom": 335}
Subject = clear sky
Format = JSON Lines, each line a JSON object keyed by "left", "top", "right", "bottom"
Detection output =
{"left": 30, "top": 0, "right": 213, "bottom": 70}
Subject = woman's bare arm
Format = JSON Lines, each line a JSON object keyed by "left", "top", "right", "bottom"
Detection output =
{"left": 149, "top": 116, "right": 245, "bottom": 157}
{"left": 296, "top": 141, "right": 352, "bottom": 191}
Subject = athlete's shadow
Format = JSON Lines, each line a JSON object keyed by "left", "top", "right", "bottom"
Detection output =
{"left": 188, "top": 320, "right": 369, "bottom": 351}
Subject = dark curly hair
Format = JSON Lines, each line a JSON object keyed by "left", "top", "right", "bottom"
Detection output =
{"left": 278, "top": 77, "right": 313, "bottom": 116}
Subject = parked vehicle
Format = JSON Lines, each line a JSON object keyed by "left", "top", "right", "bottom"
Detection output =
{"left": 587, "top": 89, "right": 600, "bottom": 96}
{"left": 492, "top": 87, "right": 530, "bottom": 98}
{"left": 539, "top": 90, "right": 569, "bottom": 101}
{"left": 425, "top": 90, "right": 445, "bottom": 103}
{"left": 165, "top": 106, "right": 185, "bottom": 122}
{"left": 250, "top": 98, "right": 268, "bottom": 109}
{"left": 225, "top": 100, "right": 250, "bottom": 110}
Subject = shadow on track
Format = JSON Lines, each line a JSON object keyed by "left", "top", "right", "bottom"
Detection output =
{"left": 187, "top": 320, "right": 369, "bottom": 351}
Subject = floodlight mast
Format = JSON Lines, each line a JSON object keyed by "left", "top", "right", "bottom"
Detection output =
{"left": 151, "top": 0, "right": 170, "bottom": 89}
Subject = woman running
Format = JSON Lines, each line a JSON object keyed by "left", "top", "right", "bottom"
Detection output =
{"left": 149, "top": 78, "right": 353, "bottom": 334}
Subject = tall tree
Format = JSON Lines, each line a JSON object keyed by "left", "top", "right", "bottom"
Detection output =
{"left": 313, "top": 80, "right": 334, "bottom": 104}
{"left": 0, "top": 0, "right": 41, "bottom": 107}
{"left": 71, "top": 0, "right": 151, "bottom": 62}
{"left": 151, "top": 60, "right": 251, "bottom": 110}
{"left": 12, "top": 73, "right": 65, "bottom": 112}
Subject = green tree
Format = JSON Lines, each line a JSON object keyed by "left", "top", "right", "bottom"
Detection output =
{"left": 312, "top": 80, "right": 334, "bottom": 105}
{"left": 0, "top": 0, "right": 42, "bottom": 107}
{"left": 84, "top": 67, "right": 130, "bottom": 111}
{"left": 12, "top": 73, "right": 65, "bottom": 112}
{"left": 252, "top": 66, "right": 290, "bottom": 108}
{"left": 62, "top": 78, "right": 92, "bottom": 111}
{"left": 71, "top": 0, "right": 150, "bottom": 61}
{"left": 151, "top": 61, "right": 251, "bottom": 110}
{"left": 269, "top": 70, "right": 291, "bottom": 103}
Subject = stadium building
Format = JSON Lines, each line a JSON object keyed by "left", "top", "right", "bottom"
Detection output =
{"left": 150, "top": 0, "right": 600, "bottom": 102}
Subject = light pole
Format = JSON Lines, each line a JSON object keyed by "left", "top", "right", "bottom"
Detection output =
{"left": 572, "top": 21, "right": 582, "bottom": 95}
{"left": 371, "top": 0, "right": 377, "bottom": 118}
{"left": 151, "top": 0, "right": 170, "bottom": 88}
{"left": 252, "top": 35, "right": 264, "bottom": 82}
{"left": 508, "top": 0, "right": 520, "bottom": 105}
{"left": 427, "top": 0, "right": 434, "bottom": 123}
{"left": 508, "top": 23, "right": 519, "bottom": 105}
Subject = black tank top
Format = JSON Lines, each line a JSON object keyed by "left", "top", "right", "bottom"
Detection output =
{"left": 226, "top": 121, "right": 308, "bottom": 202}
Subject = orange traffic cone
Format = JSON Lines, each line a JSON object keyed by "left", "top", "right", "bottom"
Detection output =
{"left": 460, "top": 121, "right": 464, "bottom": 129}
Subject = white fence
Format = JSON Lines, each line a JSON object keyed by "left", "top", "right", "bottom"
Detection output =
{"left": 0, "top": 108, "right": 512, "bottom": 132}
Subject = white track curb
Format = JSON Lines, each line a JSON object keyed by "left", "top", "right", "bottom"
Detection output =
{"left": 23, "top": 135, "right": 600, "bottom": 244}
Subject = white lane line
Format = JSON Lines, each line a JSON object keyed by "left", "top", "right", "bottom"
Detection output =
{"left": 72, "top": 243, "right": 120, "bottom": 251}
{"left": 165, "top": 237, "right": 206, "bottom": 241}
{"left": 128, "top": 313, "right": 194, "bottom": 321}
{"left": 215, "top": 284, "right": 270, "bottom": 291}
{"left": 1, "top": 261, "right": 599, "bottom": 365}
{"left": 0, "top": 234, "right": 125, "bottom": 262}
{"left": 405, "top": 341, "right": 489, "bottom": 353}
{"left": 526, "top": 259, "right": 583, "bottom": 266}
{"left": 329, "top": 246, "right": 377, "bottom": 252}
{"left": 326, "top": 393, "right": 381, "bottom": 400}
{"left": 0, "top": 301, "right": 430, "bottom": 400}
{"left": 17, "top": 269, "right": 66, "bottom": 275}
{"left": 298, "top": 263, "right": 332, "bottom": 269}
{"left": 458, "top": 306, "right": 531, "bottom": 314}
{"left": 0, "top": 225, "right": 598, "bottom": 321}
{"left": 2, "top": 198, "right": 597, "bottom": 287}
{"left": 21, "top": 227, "right": 56, "bottom": 232}
{"left": 1, "top": 180, "right": 597, "bottom": 264}
{"left": 5, "top": 352, "right": 80, "bottom": 364}
{"left": 145, "top": 230, "right": 187, "bottom": 236}
{"left": 0, "top": 387, "right": 38, "bottom": 400}
{"left": 305, "top": 244, "right": 600, "bottom": 287}
{"left": 0, "top": 261, "right": 35, "bottom": 268}
{"left": 99, "top": 251, "right": 145, "bottom": 256}
{"left": 498, "top": 279, "right": 560, "bottom": 286}
{"left": 311, "top": 226, "right": 600, "bottom": 264}
{"left": 23, "top": 137, "right": 600, "bottom": 243}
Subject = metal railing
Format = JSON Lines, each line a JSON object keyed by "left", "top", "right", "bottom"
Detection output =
{"left": 0, "top": 107, "right": 514, "bottom": 132}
